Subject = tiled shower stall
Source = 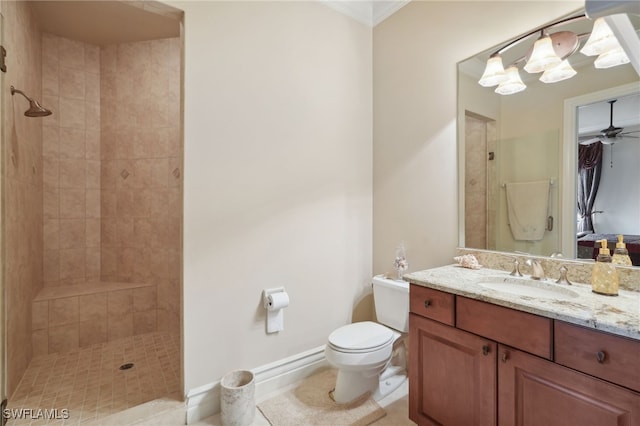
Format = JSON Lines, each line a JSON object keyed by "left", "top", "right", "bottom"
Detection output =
{"left": 3, "top": 0, "right": 183, "bottom": 415}
{"left": 34, "top": 33, "right": 182, "bottom": 356}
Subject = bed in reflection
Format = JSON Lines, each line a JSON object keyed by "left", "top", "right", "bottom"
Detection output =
{"left": 577, "top": 233, "right": 640, "bottom": 266}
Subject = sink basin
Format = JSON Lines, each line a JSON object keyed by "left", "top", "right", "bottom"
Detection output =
{"left": 477, "top": 276, "right": 580, "bottom": 300}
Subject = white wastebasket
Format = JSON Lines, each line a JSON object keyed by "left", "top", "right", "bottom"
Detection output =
{"left": 220, "top": 369, "right": 255, "bottom": 426}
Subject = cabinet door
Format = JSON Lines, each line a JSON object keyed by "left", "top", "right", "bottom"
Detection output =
{"left": 409, "top": 313, "right": 497, "bottom": 426}
{"left": 498, "top": 345, "right": 640, "bottom": 426}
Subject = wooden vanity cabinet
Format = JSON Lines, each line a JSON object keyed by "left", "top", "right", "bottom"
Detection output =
{"left": 498, "top": 345, "right": 640, "bottom": 426}
{"left": 409, "top": 284, "right": 640, "bottom": 426}
{"left": 409, "top": 313, "right": 497, "bottom": 425}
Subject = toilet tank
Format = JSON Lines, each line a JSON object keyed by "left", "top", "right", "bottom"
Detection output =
{"left": 372, "top": 275, "right": 409, "bottom": 332}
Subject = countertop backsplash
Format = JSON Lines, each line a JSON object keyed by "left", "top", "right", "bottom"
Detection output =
{"left": 457, "top": 248, "right": 639, "bottom": 292}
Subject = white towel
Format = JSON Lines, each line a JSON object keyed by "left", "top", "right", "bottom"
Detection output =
{"left": 505, "top": 180, "right": 550, "bottom": 241}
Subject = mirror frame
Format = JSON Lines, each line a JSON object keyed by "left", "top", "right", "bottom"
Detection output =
{"left": 561, "top": 81, "right": 640, "bottom": 259}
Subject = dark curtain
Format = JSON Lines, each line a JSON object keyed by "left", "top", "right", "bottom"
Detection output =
{"left": 577, "top": 142, "right": 603, "bottom": 234}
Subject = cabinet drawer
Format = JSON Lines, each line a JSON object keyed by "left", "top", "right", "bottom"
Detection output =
{"left": 410, "top": 285, "right": 455, "bottom": 326}
{"left": 457, "top": 297, "right": 552, "bottom": 360}
{"left": 555, "top": 321, "right": 640, "bottom": 392}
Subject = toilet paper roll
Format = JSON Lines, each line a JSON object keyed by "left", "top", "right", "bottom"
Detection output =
{"left": 267, "top": 292, "right": 289, "bottom": 311}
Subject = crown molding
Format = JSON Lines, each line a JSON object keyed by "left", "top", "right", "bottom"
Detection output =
{"left": 319, "top": 0, "right": 410, "bottom": 27}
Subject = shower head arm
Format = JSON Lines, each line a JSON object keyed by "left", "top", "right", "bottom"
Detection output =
{"left": 10, "top": 86, "right": 34, "bottom": 102}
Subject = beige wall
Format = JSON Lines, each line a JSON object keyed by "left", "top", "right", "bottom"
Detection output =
{"left": 41, "top": 34, "right": 102, "bottom": 287}
{"left": 372, "top": 1, "right": 583, "bottom": 274}
{"left": 100, "top": 38, "right": 182, "bottom": 334}
{"left": 2, "top": 0, "right": 43, "bottom": 397}
{"left": 174, "top": 1, "right": 372, "bottom": 392}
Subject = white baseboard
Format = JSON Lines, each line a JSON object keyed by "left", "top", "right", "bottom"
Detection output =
{"left": 185, "top": 345, "right": 328, "bottom": 424}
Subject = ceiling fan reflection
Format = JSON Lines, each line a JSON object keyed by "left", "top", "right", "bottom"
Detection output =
{"left": 578, "top": 99, "right": 639, "bottom": 146}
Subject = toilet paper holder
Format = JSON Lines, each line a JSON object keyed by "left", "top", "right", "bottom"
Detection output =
{"left": 263, "top": 287, "right": 289, "bottom": 334}
{"left": 263, "top": 287, "right": 286, "bottom": 309}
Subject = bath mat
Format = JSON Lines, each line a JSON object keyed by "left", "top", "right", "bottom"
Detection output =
{"left": 257, "top": 369, "right": 386, "bottom": 426}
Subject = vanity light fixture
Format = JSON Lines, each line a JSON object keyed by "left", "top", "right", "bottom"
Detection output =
{"left": 540, "top": 59, "right": 577, "bottom": 83}
{"left": 478, "top": 14, "right": 630, "bottom": 95}
{"left": 523, "top": 32, "right": 563, "bottom": 73}
{"left": 478, "top": 55, "right": 508, "bottom": 87}
{"left": 495, "top": 66, "right": 526, "bottom": 95}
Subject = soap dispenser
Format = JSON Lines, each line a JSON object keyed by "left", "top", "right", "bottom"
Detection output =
{"left": 591, "top": 239, "right": 619, "bottom": 296}
{"left": 612, "top": 235, "right": 632, "bottom": 266}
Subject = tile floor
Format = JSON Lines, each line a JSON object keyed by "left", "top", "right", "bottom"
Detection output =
{"left": 192, "top": 373, "right": 414, "bottom": 426}
{"left": 106, "top": 372, "right": 414, "bottom": 425}
{"left": 7, "top": 335, "right": 415, "bottom": 426}
{"left": 6, "top": 332, "right": 181, "bottom": 425}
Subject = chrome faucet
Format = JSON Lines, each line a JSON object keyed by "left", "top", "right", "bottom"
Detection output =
{"left": 525, "top": 259, "right": 546, "bottom": 280}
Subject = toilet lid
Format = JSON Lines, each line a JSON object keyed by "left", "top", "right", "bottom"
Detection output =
{"left": 328, "top": 321, "right": 394, "bottom": 352}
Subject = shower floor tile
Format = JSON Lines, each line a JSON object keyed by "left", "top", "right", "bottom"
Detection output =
{"left": 6, "top": 332, "right": 181, "bottom": 426}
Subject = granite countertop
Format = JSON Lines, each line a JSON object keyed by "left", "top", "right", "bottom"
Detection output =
{"left": 404, "top": 265, "right": 640, "bottom": 341}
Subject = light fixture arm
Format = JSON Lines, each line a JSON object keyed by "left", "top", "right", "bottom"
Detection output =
{"left": 490, "top": 14, "right": 587, "bottom": 58}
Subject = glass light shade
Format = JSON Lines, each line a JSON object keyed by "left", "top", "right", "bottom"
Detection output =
{"left": 495, "top": 66, "right": 526, "bottom": 95}
{"left": 580, "top": 18, "right": 619, "bottom": 56}
{"left": 524, "top": 36, "right": 562, "bottom": 73}
{"left": 540, "top": 60, "right": 577, "bottom": 83}
{"left": 594, "top": 47, "right": 630, "bottom": 69}
{"left": 478, "top": 56, "right": 507, "bottom": 87}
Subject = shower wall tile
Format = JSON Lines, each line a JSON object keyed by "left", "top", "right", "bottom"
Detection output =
{"left": 79, "top": 293, "right": 108, "bottom": 322}
{"left": 59, "top": 159, "right": 85, "bottom": 188}
{"left": 32, "top": 300, "right": 49, "bottom": 330}
{"left": 59, "top": 219, "right": 85, "bottom": 249}
{"left": 48, "top": 324, "right": 79, "bottom": 353}
{"left": 59, "top": 188, "right": 85, "bottom": 217}
{"left": 43, "top": 250, "right": 60, "bottom": 284}
{"left": 108, "top": 289, "right": 133, "bottom": 316}
{"left": 43, "top": 219, "right": 59, "bottom": 250}
{"left": 59, "top": 38, "right": 84, "bottom": 70}
{"left": 86, "top": 189, "right": 101, "bottom": 218}
{"left": 86, "top": 129, "right": 101, "bottom": 160}
{"left": 133, "top": 286, "right": 157, "bottom": 312}
{"left": 42, "top": 157, "right": 59, "bottom": 188}
{"left": 108, "top": 313, "right": 134, "bottom": 341}
{"left": 49, "top": 296, "right": 79, "bottom": 327}
{"left": 59, "top": 97, "right": 86, "bottom": 129}
{"left": 100, "top": 38, "right": 181, "bottom": 333}
{"left": 86, "top": 160, "right": 101, "bottom": 188}
{"left": 59, "top": 248, "right": 85, "bottom": 281}
{"left": 79, "top": 319, "right": 107, "bottom": 347}
{"left": 5, "top": 0, "right": 44, "bottom": 396}
{"left": 85, "top": 45, "right": 100, "bottom": 74}
{"left": 133, "top": 311, "right": 156, "bottom": 335}
{"left": 86, "top": 102, "right": 101, "bottom": 130}
{"left": 43, "top": 71, "right": 59, "bottom": 97}
{"left": 86, "top": 218, "right": 101, "bottom": 247}
{"left": 59, "top": 67, "right": 85, "bottom": 100}
{"left": 43, "top": 34, "right": 102, "bottom": 288}
{"left": 59, "top": 127, "right": 85, "bottom": 158}
{"left": 43, "top": 126, "right": 60, "bottom": 157}
{"left": 43, "top": 189, "right": 59, "bottom": 219}
{"left": 85, "top": 249, "right": 101, "bottom": 280}
{"left": 32, "top": 330, "right": 49, "bottom": 357}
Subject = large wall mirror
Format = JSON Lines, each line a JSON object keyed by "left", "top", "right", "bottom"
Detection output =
{"left": 458, "top": 9, "right": 640, "bottom": 266}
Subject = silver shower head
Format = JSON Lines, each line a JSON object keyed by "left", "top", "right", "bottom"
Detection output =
{"left": 10, "top": 86, "right": 52, "bottom": 117}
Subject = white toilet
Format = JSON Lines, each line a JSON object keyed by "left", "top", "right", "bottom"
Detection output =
{"left": 325, "top": 275, "right": 409, "bottom": 404}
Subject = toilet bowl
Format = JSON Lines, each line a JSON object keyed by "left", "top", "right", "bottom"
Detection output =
{"left": 325, "top": 275, "right": 409, "bottom": 404}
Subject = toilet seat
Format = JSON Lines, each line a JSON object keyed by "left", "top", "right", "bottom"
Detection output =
{"left": 327, "top": 321, "right": 394, "bottom": 353}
